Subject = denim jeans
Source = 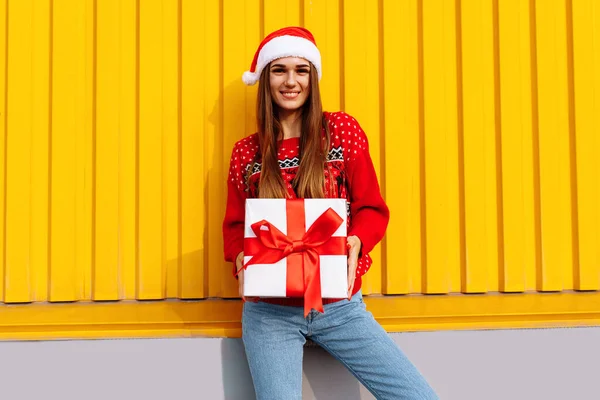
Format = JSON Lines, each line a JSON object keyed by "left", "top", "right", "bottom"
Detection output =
{"left": 242, "top": 290, "right": 438, "bottom": 400}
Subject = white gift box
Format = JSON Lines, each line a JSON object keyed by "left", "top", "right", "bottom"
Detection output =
{"left": 243, "top": 198, "right": 348, "bottom": 298}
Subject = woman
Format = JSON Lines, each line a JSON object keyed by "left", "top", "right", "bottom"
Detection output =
{"left": 223, "top": 26, "right": 438, "bottom": 400}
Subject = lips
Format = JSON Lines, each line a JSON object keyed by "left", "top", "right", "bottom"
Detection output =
{"left": 281, "top": 91, "right": 300, "bottom": 99}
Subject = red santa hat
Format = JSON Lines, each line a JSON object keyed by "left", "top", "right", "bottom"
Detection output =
{"left": 242, "top": 26, "right": 322, "bottom": 86}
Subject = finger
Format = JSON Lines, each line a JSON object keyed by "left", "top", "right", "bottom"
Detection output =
{"left": 347, "top": 248, "right": 358, "bottom": 274}
{"left": 347, "top": 269, "right": 355, "bottom": 294}
{"left": 347, "top": 241, "right": 359, "bottom": 298}
{"left": 350, "top": 241, "right": 360, "bottom": 258}
{"left": 348, "top": 254, "right": 358, "bottom": 274}
{"left": 347, "top": 279, "right": 355, "bottom": 299}
{"left": 347, "top": 263, "right": 356, "bottom": 286}
{"left": 347, "top": 266, "right": 356, "bottom": 286}
{"left": 347, "top": 260, "right": 357, "bottom": 299}
{"left": 347, "top": 268, "right": 356, "bottom": 297}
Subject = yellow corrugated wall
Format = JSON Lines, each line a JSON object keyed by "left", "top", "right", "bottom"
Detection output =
{"left": 0, "top": 0, "right": 599, "bottom": 338}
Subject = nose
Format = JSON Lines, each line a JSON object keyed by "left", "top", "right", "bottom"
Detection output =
{"left": 285, "top": 71, "right": 297, "bottom": 86}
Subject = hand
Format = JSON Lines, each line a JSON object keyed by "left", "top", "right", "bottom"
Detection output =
{"left": 236, "top": 252, "right": 258, "bottom": 302}
{"left": 347, "top": 235, "right": 361, "bottom": 299}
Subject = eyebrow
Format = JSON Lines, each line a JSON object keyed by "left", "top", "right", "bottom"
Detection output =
{"left": 270, "top": 63, "right": 310, "bottom": 68}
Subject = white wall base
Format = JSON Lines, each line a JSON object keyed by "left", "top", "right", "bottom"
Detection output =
{"left": 0, "top": 327, "right": 598, "bottom": 400}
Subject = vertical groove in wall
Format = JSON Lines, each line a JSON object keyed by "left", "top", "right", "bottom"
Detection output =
{"left": 117, "top": 1, "right": 123, "bottom": 299}
{"left": 0, "top": 0, "right": 7, "bottom": 302}
{"left": 177, "top": 0, "right": 183, "bottom": 297}
{"left": 134, "top": 0, "right": 140, "bottom": 299}
{"left": 492, "top": 0, "right": 506, "bottom": 291}
{"left": 42, "top": 0, "right": 51, "bottom": 302}
{"left": 417, "top": 0, "right": 427, "bottom": 293}
{"left": 83, "top": 0, "right": 95, "bottom": 301}
{"left": 118, "top": 0, "right": 138, "bottom": 300}
{"left": 565, "top": 0, "right": 580, "bottom": 288}
{"left": 215, "top": 0, "right": 224, "bottom": 296}
{"left": 29, "top": 0, "right": 50, "bottom": 302}
{"left": 91, "top": 0, "right": 98, "bottom": 299}
{"left": 46, "top": 0, "right": 54, "bottom": 301}
{"left": 529, "top": 0, "right": 543, "bottom": 291}
{"left": 259, "top": 0, "right": 264, "bottom": 39}
{"left": 455, "top": 0, "right": 467, "bottom": 292}
{"left": 202, "top": 0, "right": 223, "bottom": 297}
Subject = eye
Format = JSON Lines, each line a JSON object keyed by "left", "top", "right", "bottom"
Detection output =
{"left": 297, "top": 69, "right": 309, "bottom": 74}
{"left": 271, "top": 68, "right": 285, "bottom": 74}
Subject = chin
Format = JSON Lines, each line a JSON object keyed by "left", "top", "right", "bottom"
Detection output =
{"left": 277, "top": 99, "right": 307, "bottom": 111}
{"left": 279, "top": 104, "right": 302, "bottom": 111}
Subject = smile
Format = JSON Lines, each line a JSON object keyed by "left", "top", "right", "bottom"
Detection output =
{"left": 281, "top": 91, "right": 300, "bottom": 99}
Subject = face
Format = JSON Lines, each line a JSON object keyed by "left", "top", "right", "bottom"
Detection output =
{"left": 269, "top": 57, "right": 311, "bottom": 112}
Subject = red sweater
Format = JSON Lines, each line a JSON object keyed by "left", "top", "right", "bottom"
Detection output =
{"left": 222, "top": 111, "right": 389, "bottom": 306}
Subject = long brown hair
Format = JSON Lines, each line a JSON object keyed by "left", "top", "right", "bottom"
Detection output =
{"left": 252, "top": 62, "right": 331, "bottom": 198}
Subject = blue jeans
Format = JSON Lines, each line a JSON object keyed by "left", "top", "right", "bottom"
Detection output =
{"left": 242, "top": 291, "right": 438, "bottom": 400}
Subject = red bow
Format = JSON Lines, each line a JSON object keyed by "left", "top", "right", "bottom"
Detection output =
{"left": 244, "top": 200, "right": 346, "bottom": 317}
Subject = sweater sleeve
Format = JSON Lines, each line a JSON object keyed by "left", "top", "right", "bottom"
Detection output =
{"left": 222, "top": 145, "right": 246, "bottom": 274}
{"left": 343, "top": 116, "right": 390, "bottom": 255}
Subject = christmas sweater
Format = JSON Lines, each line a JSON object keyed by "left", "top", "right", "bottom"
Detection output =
{"left": 222, "top": 111, "right": 389, "bottom": 306}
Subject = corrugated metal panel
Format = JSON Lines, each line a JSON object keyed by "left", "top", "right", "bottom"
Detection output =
{"left": 0, "top": 0, "right": 598, "bottom": 306}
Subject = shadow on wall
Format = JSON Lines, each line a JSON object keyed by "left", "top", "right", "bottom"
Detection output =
{"left": 302, "top": 345, "right": 370, "bottom": 400}
{"left": 220, "top": 339, "right": 371, "bottom": 400}
{"left": 205, "top": 78, "right": 254, "bottom": 299}
{"left": 221, "top": 339, "right": 255, "bottom": 400}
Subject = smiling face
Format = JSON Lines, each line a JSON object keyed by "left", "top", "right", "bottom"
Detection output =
{"left": 269, "top": 57, "right": 311, "bottom": 112}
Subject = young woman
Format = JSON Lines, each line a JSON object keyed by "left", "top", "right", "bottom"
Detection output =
{"left": 223, "top": 26, "right": 438, "bottom": 400}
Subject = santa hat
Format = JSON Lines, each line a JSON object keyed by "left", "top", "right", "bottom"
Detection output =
{"left": 242, "top": 26, "right": 322, "bottom": 86}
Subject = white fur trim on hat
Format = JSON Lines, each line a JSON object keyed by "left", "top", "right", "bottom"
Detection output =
{"left": 242, "top": 35, "right": 322, "bottom": 86}
{"left": 242, "top": 71, "right": 257, "bottom": 85}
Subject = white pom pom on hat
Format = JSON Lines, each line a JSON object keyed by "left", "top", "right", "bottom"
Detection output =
{"left": 242, "top": 26, "right": 322, "bottom": 86}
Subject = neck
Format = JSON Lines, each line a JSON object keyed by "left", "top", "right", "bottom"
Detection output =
{"left": 278, "top": 109, "right": 303, "bottom": 139}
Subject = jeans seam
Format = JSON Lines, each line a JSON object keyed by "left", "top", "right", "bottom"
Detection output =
{"left": 309, "top": 338, "right": 383, "bottom": 399}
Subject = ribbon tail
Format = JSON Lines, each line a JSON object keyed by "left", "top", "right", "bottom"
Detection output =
{"left": 303, "top": 250, "right": 323, "bottom": 317}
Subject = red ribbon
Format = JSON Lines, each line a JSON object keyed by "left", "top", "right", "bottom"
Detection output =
{"left": 244, "top": 199, "right": 346, "bottom": 317}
